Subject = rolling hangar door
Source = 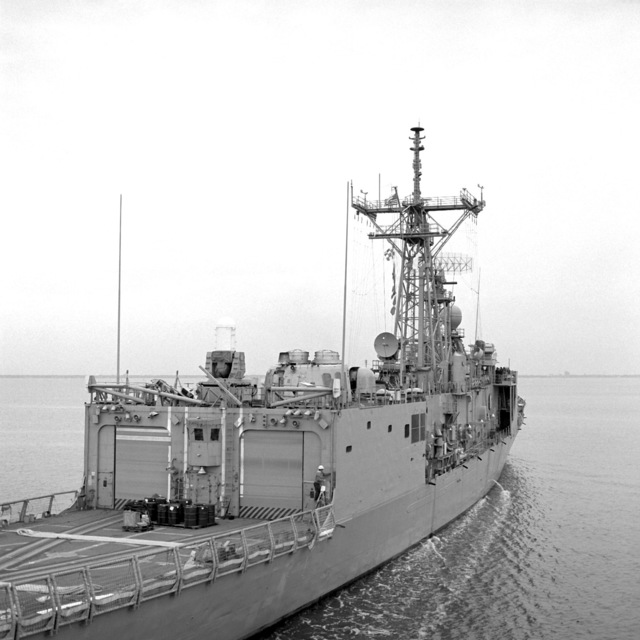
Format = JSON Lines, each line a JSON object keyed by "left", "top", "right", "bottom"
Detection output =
{"left": 115, "top": 427, "right": 170, "bottom": 500}
{"left": 240, "top": 430, "right": 321, "bottom": 515}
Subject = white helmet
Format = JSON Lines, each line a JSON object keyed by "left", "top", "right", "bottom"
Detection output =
{"left": 317, "top": 465, "right": 324, "bottom": 470}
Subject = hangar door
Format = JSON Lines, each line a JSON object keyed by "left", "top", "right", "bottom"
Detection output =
{"left": 115, "top": 428, "right": 170, "bottom": 500}
{"left": 241, "top": 430, "right": 320, "bottom": 513}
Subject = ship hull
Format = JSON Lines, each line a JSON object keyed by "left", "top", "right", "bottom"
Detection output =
{"left": 53, "top": 434, "right": 514, "bottom": 640}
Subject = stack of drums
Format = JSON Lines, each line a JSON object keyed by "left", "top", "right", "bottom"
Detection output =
{"left": 157, "top": 503, "right": 169, "bottom": 525}
{"left": 154, "top": 500, "right": 217, "bottom": 528}
{"left": 143, "top": 497, "right": 166, "bottom": 523}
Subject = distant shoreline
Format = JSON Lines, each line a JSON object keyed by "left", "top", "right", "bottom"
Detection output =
{"left": 0, "top": 374, "right": 203, "bottom": 379}
{"left": 2, "top": 374, "right": 639, "bottom": 379}
{"left": 519, "top": 374, "right": 640, "bottom": 378}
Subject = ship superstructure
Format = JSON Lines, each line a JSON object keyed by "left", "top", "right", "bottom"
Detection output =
{"left": 0, "top": 127, "right": 523, "bottom": 640}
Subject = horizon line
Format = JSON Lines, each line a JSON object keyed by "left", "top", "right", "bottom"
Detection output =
{"left": 1, "top": 373, "right": 639, "bottom": 379}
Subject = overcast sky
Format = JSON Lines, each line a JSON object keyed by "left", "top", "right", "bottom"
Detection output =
{"left": 1, "top": 0, "right": 638, "bottom": 377}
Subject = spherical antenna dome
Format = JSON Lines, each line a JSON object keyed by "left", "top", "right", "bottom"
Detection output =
{"left": 449, "top": 306, "right": 462, "bottom": 330}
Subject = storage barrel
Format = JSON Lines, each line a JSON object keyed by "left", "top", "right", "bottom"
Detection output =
{"left": 157, "top": 503, "right": 169, "bottom": 525}
{"left": 207, "top": 504, "right": 216, "bottom": 526}
{"left": 168, "top": 503, "right": 181, "bottom": 526}
{"left": 184, "top": 505, "right": 198, "bottom": 528}
{"left": 196, "top": 504, "right": 208, "bottom": 526}
{"left": 143, "top": 498, "right": 158, "bottom": 523}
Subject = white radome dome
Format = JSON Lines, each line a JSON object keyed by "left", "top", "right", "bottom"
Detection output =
{"left": 449, "top": 305, "right": 462, "bottom": 330}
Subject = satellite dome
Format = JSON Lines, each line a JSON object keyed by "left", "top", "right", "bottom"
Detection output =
{"left": 449, "top": 306, "right": 462, "bottom": 330}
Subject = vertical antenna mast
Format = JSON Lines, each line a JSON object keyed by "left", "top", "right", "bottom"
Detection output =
{"left": 352, "top": 126, "right": 484, "bottom": 393}
{"left": 409, "top": 127, "right": 429, "bottom": 375}
{"left": 117, "top": 194, "right": 122, "bottom": 383}
{"left": 340, "top": 181, "right": 350, "bottom": 403}
{"left": 411, "top": 126, "right": 424, "bottom": 204}
{"left": 474, "top": 269, "right": 481, "bottom": 342}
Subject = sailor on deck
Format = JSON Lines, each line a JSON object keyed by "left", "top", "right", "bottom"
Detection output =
{"left": 314, "top": 465, "right": 328, "bottom": 502}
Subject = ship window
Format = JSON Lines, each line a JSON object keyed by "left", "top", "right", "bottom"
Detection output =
{"left": 193, "top": 428, "right": 204, "bottom": 441}
{"left": 404, "top": 424, "right": 410, "bottom": 438}
{"left": 346, "top": 445, "right": 352, "bottom": 452}
{"left": 367, "top": 421, "right": 371, "bottom": 430}
{"left": 388, "top": 424, "right": 392, "bottom": 433}
{"left": 210, "top": 428, "right": 220, "bottom": 441}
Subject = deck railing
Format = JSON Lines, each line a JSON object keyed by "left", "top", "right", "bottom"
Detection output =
{"left": 351, "top": 193, "right": 473, "bottom": 213}
{"left": 0, "top": 505, "right": 335, "bottom": 639}
{"left": 0, "top": 491, "right": 78, "bottom": 527}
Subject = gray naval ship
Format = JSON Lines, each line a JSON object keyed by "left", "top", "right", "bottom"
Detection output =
{"left": 0, "top": 126, "right": 524, "bottom": 640}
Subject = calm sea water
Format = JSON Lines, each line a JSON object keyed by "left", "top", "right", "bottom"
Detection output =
{"left": 1, "top": 376, "right": 638, "bottom": 639}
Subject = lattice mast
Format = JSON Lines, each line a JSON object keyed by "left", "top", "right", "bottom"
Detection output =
{"left": 352, "top": 126, "right": 484, "bottom": 393}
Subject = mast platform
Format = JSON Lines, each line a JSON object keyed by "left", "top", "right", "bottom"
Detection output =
{"left": 352, "top": 188, "right": 484, "bottom": 217}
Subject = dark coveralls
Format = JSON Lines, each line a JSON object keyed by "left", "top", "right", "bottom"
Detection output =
{"left": 313, "top": 470, "right": 327, "bottom": 501}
